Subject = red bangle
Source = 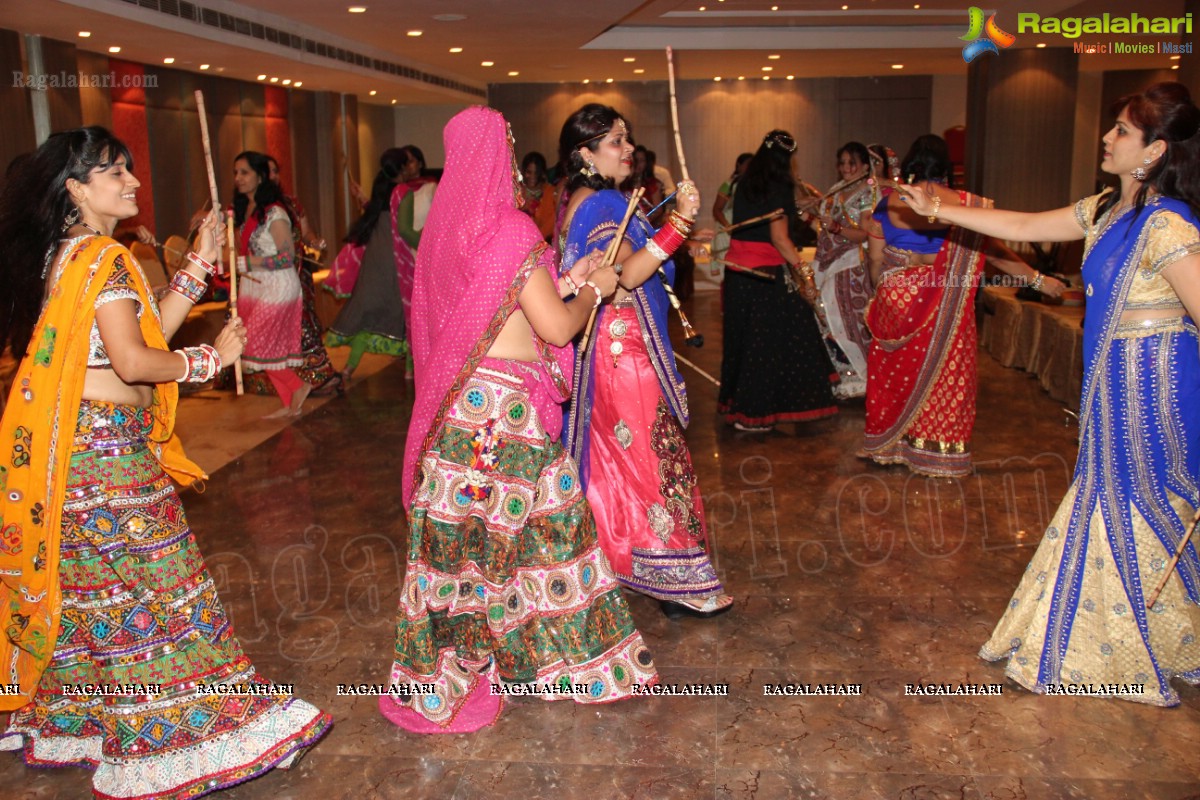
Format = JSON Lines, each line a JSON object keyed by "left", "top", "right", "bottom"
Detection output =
{"left": 650, "top": 223, "right": 687, "bottom": 260}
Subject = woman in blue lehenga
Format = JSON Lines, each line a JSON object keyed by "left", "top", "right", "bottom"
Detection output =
{"left": 899, "top": 82, "right": 1200, "bottom": 705}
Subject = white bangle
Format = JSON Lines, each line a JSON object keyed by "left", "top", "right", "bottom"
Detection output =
{"left": 561, "top": 273, "right": 580, "bottom": 294}
{"left": 645, "top": 239, "right": 669, "bottom": 262}
{"left": 581, "top": 280, "right": 604, "bottom": 309}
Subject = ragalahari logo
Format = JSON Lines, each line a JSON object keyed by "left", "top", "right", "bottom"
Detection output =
{"left": 961, "top": 7, "right": 1017, "bottom": 62}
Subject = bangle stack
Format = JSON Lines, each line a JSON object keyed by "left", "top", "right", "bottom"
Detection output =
{"left": 186, "top": 251, "right": 217, "bottom": 276}
{"left": 581, "top": 280, "right": 604, "bottom": 309}
{"left": 561, "top": 273, "right": 580, "bottom": 295}
{"left": 174, "top": 344, "right": 222, "bottom": 383}
{"left": 648, "top": 212, "right": 693, "bottom": 261}
{"left": 1029, "top": 272, "right": 1045, "bottom": 292}
{"left": 168, "top": 270, "right": 207, "bottom": 304}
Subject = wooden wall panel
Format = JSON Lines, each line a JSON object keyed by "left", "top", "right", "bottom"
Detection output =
{"left": 972, "top": 49, "right": 1079, "bottom": 212}
{"left": 290, "top": 91, "right": 323, "bottom": 242}
{"left": 146, "top": 105, "right": 189, "bottom": 239}
{"left": 41, "top": 37, "right": 81, "bottom": 132}
{"left": 78, "top": 50, "right": 112, "bottom": 130}
{"left": 357, "top": 103, "right": 396, "bottom": 187}
{"left": 0, "top": 29, "right": 37, "bottom": 175}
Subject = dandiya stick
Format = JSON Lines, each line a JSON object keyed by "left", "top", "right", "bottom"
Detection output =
{"left": 665, "top": 46, "right": 689, "bottom": 182}
{"left": 720, "top": 208, "right": 785, "bottom": 234}
{"left": 226, "top": 210, "right": 244, "bottom": 395}
{"left": 193, "top": 90, "right": 224, "bottom": 276}
{"left": 1145, "top": 507, "right": 1200, "bottom": 609}
{"left": 709, "top": 258, "right": 775, "bottom": 281}
{"left": 578, "top": 188, "right": 643, "bottom": 353}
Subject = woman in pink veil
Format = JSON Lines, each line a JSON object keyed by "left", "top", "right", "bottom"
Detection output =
{"left": 380, "top": 106, "right": 659, "bottom": 734}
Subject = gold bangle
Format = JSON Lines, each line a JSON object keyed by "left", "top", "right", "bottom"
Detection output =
{"left": 927, "top": 195, "right": 942, "bottom": 224}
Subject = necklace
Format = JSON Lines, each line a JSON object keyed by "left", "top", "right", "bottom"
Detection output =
{"left": 74, "top": 221, "right": 104, "bottom": 236}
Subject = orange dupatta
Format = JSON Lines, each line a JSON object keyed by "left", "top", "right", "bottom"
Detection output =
{"left": 0, "top": 235, "right": 204, "bottom": 711}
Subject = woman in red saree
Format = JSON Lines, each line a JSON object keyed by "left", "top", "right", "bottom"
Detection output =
{"left": 862, "top": 135, "right": 1063, "bottom": 477}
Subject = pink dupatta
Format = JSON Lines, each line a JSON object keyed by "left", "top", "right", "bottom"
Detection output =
{"left": 402, "top": 106, "right": 572, "bottom": 507}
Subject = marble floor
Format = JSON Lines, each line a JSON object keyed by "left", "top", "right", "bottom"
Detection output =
{"left": 3, "top": 291, "right": 1199, "bottom": 800}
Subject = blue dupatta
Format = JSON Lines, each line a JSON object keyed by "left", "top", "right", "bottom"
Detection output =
{"left": 560, "top": 190, "right": 689, "bottom": 487}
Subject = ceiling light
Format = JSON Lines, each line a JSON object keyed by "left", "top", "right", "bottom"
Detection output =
{"left": 606, "top": 78, "right": 613, "bottom": 83}
{"left": 449, "top": 47, "right": 463, "bottom": 53}
{"left": 1036, "top": 43, "right": 1047, "bottom": 48}
{"left": 282, "top": 79, "right": 292, "bottom": 85}
{"left": 633, "top": 68, "right": 644, "bottom": 74}
{"left": 391, "top": 99, "right": 397, "bottom": 104}
{"left": 348, "top": 6, "right": 366, "bottom": 12}
{"left": 699, "top": 5, "right": 706, "bottom": 9}
{"left": 891, "top": 64, "right": 904, "bottom": 69}
{"left": 257, "top": 74, "right": 267, "bottom": 80}
{"left": 481, "top": 61, "right": 494, "bottom": 67}
{"left": 771, "top": 5, "right": 779, "bottom": 9}
{"left": 714, "top": 76, "right": 721, "bottom": 81}
{"left": 762, "top": 66, "right": 773, "bottom": 71}
{"left": 270, "top": 77, "right": 279, "bottom": 83}
{"left": 738, "top": 75, "right": 745, "bottom": 81}
{"left": 763, "top": 76, "right": 770, "bottom": 81}
{"left": 1171, "top": 55, "right": 1181, "bottom": 60}
{"left": 914, "top": 3, "right": 920, "bottom": 7}
{"left": 199, "top": 64, "right": 210, "bottom": 70}
{"left": 108, "top": 46, "right": 121, "bottom": 53}
{"left": 583, "top": 79, "right": 590, "bottom": 84}
{"left": 1172, "top": 65, "right": 1180, "bottom": 70}
{"left": 508, "top": 71, "right": 519, "bottom": 76}
{"left": 768, "top": 54, "right": 780, "bottom": 60}
{"left": 294, "top": 81, "right": 303, "bottom": 87}
{"left": 786, "top": 75, "right": 794, "bottom": 80}
{"left": 78, "top": 31, "right": 91, "bottom": 38}
{"left": 369, "top": 90, "right": 377, "bottom": 95}
{"left": 407, "top": 30, "right": 422, "bottom": 37}
{"left": 163, "top": 57, "right": 175, "bottom": 64}
{"left": 842, "top": 4, "right": 849, "bottom": 9}
{"left": 623, "top": 57, "right": 636, "bottom": 63}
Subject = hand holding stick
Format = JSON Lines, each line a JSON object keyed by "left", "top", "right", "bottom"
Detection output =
{"left": 578, "top": 188, "right": 643, "bottom": 352}
{"left": 1146, "top": 507, "right": 1200, "bottom": 609}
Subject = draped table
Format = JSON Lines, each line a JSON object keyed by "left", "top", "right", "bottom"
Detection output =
{"left": 979, "top": 286, "right": 1085, "bottom": 411}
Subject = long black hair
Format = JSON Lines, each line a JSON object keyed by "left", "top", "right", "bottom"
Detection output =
{"left": 1097, "top": 81, "right": 1200, "bottom": 223}
{"left": 899, "top": 134, "right": 952, "bottom": 185}
{"left": 737, "top": 130, "right": 797, "bottom": 207}
{"left": 558, "top": 103, "right": 622, "bottom": 197}
{"left": 0, "top": 126, "right": 133, "bottom": 358}
{"left": 345, "top": 147, "right": 409, "bottom": 245}
{"left": 837, "top": 141, "right": 870, "bottom": 174}
{"left": 231, "top": 150, "right": 287, "bottom": 226}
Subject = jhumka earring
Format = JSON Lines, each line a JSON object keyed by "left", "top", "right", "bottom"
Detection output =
{"left": 61, "top": 205, "right": 81, "bottom": 232}
{"left": 580, "top": 160, "right": 598, "bottom": 178}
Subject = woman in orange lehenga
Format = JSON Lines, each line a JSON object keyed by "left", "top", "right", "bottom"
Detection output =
{"left": 861, "top": 135, "right": 1064, "bottom": 477}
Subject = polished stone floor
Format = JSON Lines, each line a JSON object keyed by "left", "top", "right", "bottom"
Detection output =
{"left": 4, "top": 290, "right": 1199, "bottom": 800}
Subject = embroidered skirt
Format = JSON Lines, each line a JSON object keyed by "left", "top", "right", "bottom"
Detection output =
{"left": 382, "top": 361, "right": 657, "bottom": 733}
{"left": 587, "top": 307, "right": 724, "bottom": 601}
{"left": 0, "top": 400, "right": 331, "bottom": 798}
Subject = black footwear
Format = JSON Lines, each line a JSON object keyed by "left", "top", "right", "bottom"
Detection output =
{"left": 660, "top": 597, "right": 734, "bottom": 620}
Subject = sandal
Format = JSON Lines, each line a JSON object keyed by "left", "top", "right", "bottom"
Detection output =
{"left": 660, "top": 595, "right": 734, "bottom": 620}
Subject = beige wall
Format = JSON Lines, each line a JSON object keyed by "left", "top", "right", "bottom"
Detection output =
{"left": 490, "top": 77, "right": 934, "bottom": 221}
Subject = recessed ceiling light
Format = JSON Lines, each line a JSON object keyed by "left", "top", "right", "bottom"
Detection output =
{"left": 391, "top": 99, "right": 397, "bottom": 104}
{"left": 481, "top": 60, "right": 494, "bottom": 67}
{"left": 634, "top": 68, "right": 644, "bottom": 74}
{"left": 623, "top": 57, "right": 636, "bottom": 63}
{"left": 293, "top": 81, "right": 302, "bottom": 87}
{"left": 348, "top": 6, "right": 366, "bottom": 12}
{"left": 762, "top": 66, "right": 773, "bottom": 71}
{"left": 606, "top": 78, "right": 613, "bottom": 83}
{"left": 282, "top": 79, "right": 292, "bottom": 85}
{"left": 108, "top": 46, "right": 121, "bottom": 53}
{"left": 78, "top": 31, "right": 91, "bottom": 38}
{"left": 407, "top": 30, "right": 422, "bottom": 37}
{"left": 771, "top": 5, "right": 778, "bottom": 10}
{"left": 699, "top": 5, "right": 706, "bottom": 9}
{"left": 163, "top": 57, "right": 175, "bottom": 64}
{"left": 914, "top": 3, "right": 920, "bottom": 7}
{"left": 1036, "top": 43, "right": 1047, "bottom": 48}
{"left": 583, "top": 79, "right": 590, "bottom": 84}
{"left": 270, "top": 77, "right": 279, "bottom": 83}
{"left": 842, "top": 4, "right": 849, "bottom": 9}
{"left": 450, "top": 47, "right": 463, "bottom": 54}
{"left": 369, "top": 90, "right": 377, "bottom": 95}
{"left": 714, "top": 76, "right": 721, "bottom": 81}
{"left": 508, "top": 71, "right": 519, "bottom": 76}
{"left": 786, "top": 75, "right": 794, "bottom": 80}
{"left": 1171, "top": 55, "right": 1181, "bottom": 60}
{"left": 257, "top": 74, "right": 267, "bottom": 80}
{"left": 199, "top": 64, "right": 210, "bottom": 70}
{"left": 891, "top": 64, "right": 904, "bottom": 69}
{"left": 768, "top": 54, "right": 781, "bottom": 60}
{"left": 1172, "top": 64, "right": 1180, "bottom": 70}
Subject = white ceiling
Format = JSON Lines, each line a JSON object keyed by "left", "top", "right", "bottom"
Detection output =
{"left": 1, "top": 0, "right": 1188, "bottom": 106}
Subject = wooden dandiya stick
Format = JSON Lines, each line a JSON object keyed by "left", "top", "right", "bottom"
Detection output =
{"left": 578, "top": 188, "right": 643, "bottom": 353}
{"left": 709, "top": 258, "right": 775, "bottom": 281}
{"left": 661, "top": 46, "right": 703, "bottom": 348}
{"left": 1145, "top": 507, "right": 1200, "bottom": 608}
{"left": 226, "top": 210, "right": 244, "bottom": 395}
{"left": 193, "top": 90, "right": 224, "bottom": 277}
{"left": 719, "top": 208, "right": 785, "bottom": 234}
